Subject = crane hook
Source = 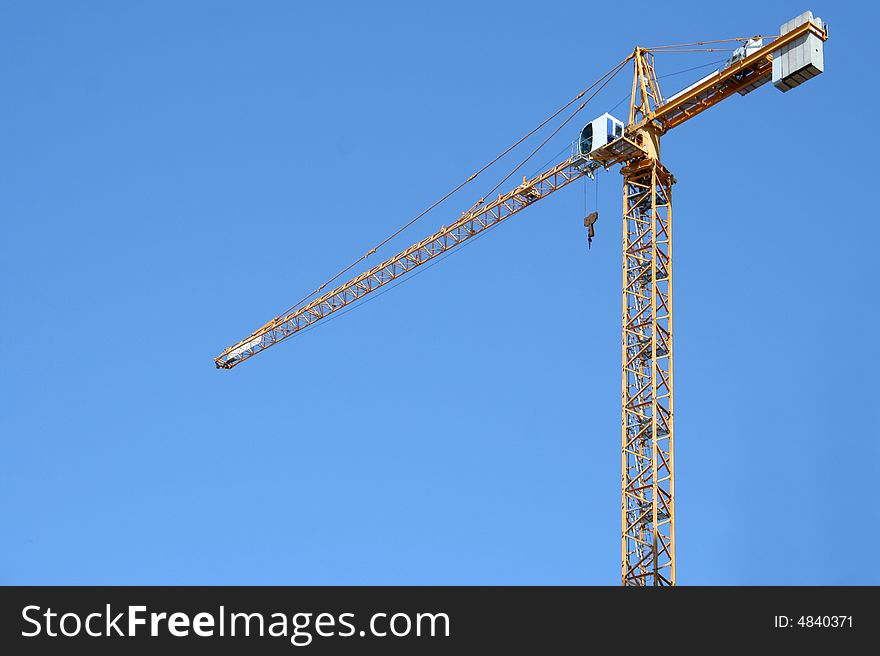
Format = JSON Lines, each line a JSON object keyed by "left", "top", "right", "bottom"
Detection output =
{"left": 584, "top": 211, "right": 599, "bottom": 249}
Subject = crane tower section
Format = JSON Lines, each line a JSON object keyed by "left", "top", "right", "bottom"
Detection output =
{"left": 621, "top": 158, "right": 675, "bottom": 586}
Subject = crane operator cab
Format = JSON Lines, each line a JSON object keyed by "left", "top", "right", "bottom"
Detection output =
{"left": 578, "top": 112, "right": 625, "bottom": 157}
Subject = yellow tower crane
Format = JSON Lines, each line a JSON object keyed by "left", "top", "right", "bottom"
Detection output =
{"left": 215, "top": 11, "right": 829, "bottom": 586}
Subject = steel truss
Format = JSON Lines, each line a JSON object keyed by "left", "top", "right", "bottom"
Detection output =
{"left": 621, "top": 158, "right": 675, "bottom": 586}
{"left": 216, "top": 158, "right": 589, "bottom": 368}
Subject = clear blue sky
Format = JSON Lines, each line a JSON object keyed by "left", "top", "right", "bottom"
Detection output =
{"left": 2, "top": 1, "right": 876, "bottom": 584}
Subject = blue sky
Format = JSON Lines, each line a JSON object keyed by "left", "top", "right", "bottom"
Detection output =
{"left": 1, "top": 1, "right": 876, "bottom": 584}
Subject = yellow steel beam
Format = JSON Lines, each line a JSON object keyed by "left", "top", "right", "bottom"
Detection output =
{"left": 621, "top": 158, "right": 675, "bottom": 586}
{"left": 630, "top": 20, "right": 828, "bottom": 135}
{"left": 215, "top": 157, "right": 592, "bottom": 368}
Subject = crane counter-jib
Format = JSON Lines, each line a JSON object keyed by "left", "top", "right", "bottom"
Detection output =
{"left": 642, "top": 15, "right": 827, "bottom": 134}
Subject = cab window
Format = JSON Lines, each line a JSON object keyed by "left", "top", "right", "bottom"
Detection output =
{"left": 580, "top": 123, "right": 593, "bottom": 154}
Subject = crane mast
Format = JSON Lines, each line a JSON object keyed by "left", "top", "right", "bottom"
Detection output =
{"left": 215, "top": 13, "right": 828, "bottom": 586}
{"left": 617, "top": 15, "right": 828, "bottom": 585}
{"left": 620, "top": 49, "right": 675, "bottom": 585}
{"left": 620, "top": 156, "right": 675, "bottom": 585}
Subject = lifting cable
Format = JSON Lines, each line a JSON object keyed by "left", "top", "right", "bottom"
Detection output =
{"left": 644, "top": 36, "right": 775, "bottom": 50}
{"left": 647, "top": 48, "right": 737, "bottom": 53}
{"left": 275, "top": 54, "right": 634, "bottom": 320}
{"left": 267, "top": 36, "right": 779, "bottom": 338}
{"left": 605, "top": 57, "right": 730, "bottom": 114}
{"left": 283, "top": 59, "right": 632, "bottom": 340}
{"left": 468, "top": 55, "right": 630, "bottom": 210}
{"left": 644, "top": 35, "right": 782, "bottom": 55}
{"left": 291, "top": 220, "right": 499, "bottom": 342}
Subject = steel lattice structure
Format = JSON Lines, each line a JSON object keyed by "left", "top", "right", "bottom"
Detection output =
{"left": 621, "top": 159, "right": 675, "bottom": 585}
{"left": 214, "top": 157, "right": 605, "bottom": 368}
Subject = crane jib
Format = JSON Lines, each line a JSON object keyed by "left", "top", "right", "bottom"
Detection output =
{"left": 215, "top": 156, "right": 600, "bottom": 369}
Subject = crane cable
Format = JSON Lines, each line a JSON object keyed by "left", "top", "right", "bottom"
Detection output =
{"left": 644, "top": 36, "right": 776, "bottom": 50}
{"left": 232, "top": 36, "right": 781, "bottom": 349}
{"left": 277, "top": 58, "right": 632, "bottom": 343}
{"left": 290, "top": 217, "right": 500, "bottom": 342}
{"left": 469, "top": 56, "right": 630, "bottom": 209}
{"left": 605, "top": 57, "right": 731, "bottom": 115}
{"left": 274, "top": 53, "right": 635, "bottom": 321}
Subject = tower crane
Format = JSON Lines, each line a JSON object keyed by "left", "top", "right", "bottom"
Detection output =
{"left": 215, "top": 11, "right": 828, "bottom": 586}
